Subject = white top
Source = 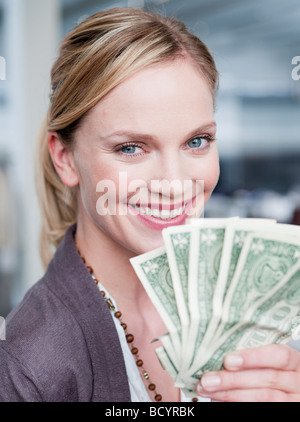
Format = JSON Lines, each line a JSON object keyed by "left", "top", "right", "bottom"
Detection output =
{"left": 97, "top": 282, "right": 209, "bottom": 402}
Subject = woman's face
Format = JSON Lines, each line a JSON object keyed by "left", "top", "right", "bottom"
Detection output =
{"left": 72, "top": 59, "right": 220, "bottom": 255}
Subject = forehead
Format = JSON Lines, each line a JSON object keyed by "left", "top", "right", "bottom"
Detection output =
{"left": 81, "top": 59, "right": 215, "bottom": 138}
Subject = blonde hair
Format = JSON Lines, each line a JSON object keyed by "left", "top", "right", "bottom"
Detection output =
{"left": 36, "top": 7, "right": 219, "bottom": 268}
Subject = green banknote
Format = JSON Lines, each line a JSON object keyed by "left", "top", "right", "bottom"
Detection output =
{"left": 212, "top": 219, "right": 276, "bottom": 339}
{"left": 185, "top": 261, "right": 300, "bottom": 391}
{"left": 162, "top": 225, "right": 192, "bottom": 347}
{"left": 215, "top": 219, "right": 276, "bottom": 308}
{"left": 130, "top": 218, "right": 300, "bottom": 396}
{"left": 186, "top": 222, "right": 228, "bottom": 370}
{"left": 221, "top": 231, "right": 300, "bottom": 331}
{"left": 130, "top": 246, "right": 182, "bottom": 359}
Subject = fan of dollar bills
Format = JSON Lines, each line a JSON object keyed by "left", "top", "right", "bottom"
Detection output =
{"left": 130, "top": 218, "right": 300, "bottom": 397}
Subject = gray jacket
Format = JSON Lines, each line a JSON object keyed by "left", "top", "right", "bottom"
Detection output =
{"left": 0, "top": 225, "right": 131, "bottom": 402}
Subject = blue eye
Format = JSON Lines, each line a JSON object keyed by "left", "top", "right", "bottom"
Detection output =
{"left": 121, "top": 145, "right": 138, "bottom": 154}
{"left": 187, "top": 135, "right": 213, "bottom": 150}
{"left": 188, "top": 137, "right": 207, "bottom": 148}
{"left": 116, "top": 143, "right": 144, "bottom": 157}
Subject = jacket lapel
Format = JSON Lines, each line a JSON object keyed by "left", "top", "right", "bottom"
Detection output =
{"left": 44, "top": 225, "right": 131, "bottom": 402}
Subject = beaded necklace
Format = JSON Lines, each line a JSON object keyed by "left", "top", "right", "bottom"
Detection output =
{"left": 76, "top": 247, "right": 163, "bottom": 401}
{"left": 76, "top": 245, "right": 199, "bottom": 403}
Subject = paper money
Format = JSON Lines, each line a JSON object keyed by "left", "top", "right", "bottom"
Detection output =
{"left": 130, "top": 218, "right": 300, "bottom": 396}
{"left": 129, "top": 246, "right": 182, "bottom": 361}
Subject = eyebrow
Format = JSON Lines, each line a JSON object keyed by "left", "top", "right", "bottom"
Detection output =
{"left": 104, "top": 122, "right": 217, "bottom": 142}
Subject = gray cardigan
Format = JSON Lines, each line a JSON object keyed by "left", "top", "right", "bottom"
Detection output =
{"left": 0, "top": 225, "right": 131, "bottom": 402}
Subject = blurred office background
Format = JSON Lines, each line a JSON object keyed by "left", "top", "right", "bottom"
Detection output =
{"left": 0, "top": 0, "right": 300, "bottom": 316}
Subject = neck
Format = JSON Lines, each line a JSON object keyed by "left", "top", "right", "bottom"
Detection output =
{"left": 75, "top": 217, "right": 145, "bottom": 305}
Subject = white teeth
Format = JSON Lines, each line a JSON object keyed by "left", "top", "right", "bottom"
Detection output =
{"left": 152, "top": 209, "right": 160, "bottom": 218}
{"left": 173, "top": 207, "right": 183, "bottom": 217}
{"left": 131, "top": 204, "right": 186, "bottom": 219}
{"left": 160, "top": 210, "right": 172, "bottom": 218}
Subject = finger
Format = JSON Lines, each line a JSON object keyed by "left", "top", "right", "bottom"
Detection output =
{"left": 197, "top": 387, "right": 298, "bottom": 402}
{"left": 198, "top": 368, "right": 300, "bottom": 394}
{"left": 223, "top": 344, "right": 300, "bottom": 372}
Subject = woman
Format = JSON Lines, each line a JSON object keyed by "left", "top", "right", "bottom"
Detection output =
{"left": 0, "top": 8, "right": 299, "bottom": 402}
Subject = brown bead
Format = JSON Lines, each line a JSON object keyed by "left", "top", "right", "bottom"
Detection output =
{"left": 192, "top": 397, "right": 198, "bottom": 402}
{"left": 77, "top": 245, "right": 165, "bottom": 402}
{"left": 126, "top": 334, "right": 134, "bottom": 343}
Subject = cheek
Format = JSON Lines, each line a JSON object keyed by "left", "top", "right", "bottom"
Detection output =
{"left": 85, "top": 165, "right": 143, "bottom": 218}
{"left": 76, "top": 161, "right": 117, "bottom": 217}
{"left": 206, "top": 159, "right": 220, "bottom": 191}
{"left": 194, "top": 153, "right": 220, "bottom": 197}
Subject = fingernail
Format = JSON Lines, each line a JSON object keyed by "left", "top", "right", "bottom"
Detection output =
{"left": 196, "top": 383, "right": 203, "bottom": 394}
{"left": 201, "top": 374, "right": 221, "bottom": 390}
{"left": 196, "top": 381, "right": 212, "bottom": 396}
{"left": 225, "top": 353, "right": 243, "bottom": 369}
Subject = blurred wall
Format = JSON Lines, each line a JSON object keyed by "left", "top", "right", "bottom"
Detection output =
{"left": 0, "top": 0, "right": 60, "bottom": 312}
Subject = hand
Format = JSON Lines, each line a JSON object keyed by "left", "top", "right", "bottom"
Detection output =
{"left": 196, "top": 344, "right": 300, "bottom": 402}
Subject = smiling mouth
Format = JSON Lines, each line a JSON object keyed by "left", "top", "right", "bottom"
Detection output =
{"left": 129, "top": 202, "right": 188, "bottom": 220}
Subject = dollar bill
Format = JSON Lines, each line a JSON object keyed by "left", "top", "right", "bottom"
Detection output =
{"left": 130, "top": 218, "right": 300, "bottom": 396}
{"left": 220, "top": 231, "right": 300, "bottom": 331}
{"left": 162, "top": 225, "right": 192, "bottom": 351}
{"left": 184, "top": 261, "right": 300, "bottom": 391}
{"left": 163, "top": 220, "right": 241, "bottom": 372}
{"left": 215, "top": 219, "right": 276, "bottom": 309}
{"left": 194, "top": 219, "right": 276, "bottom": 360}
{"left": 130, "top": 246, "right": 182, "bottom": 360}
{"left": 212, "top": 218, "right": 276, "bottom": 339}
{"left": 184, "top": 221, "right": 228, "bottom": 372}
{"left": 186, "top": 230, "right": 300, "bottom": 377}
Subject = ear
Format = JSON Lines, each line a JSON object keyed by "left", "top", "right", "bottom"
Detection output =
{"left": 47, "top": 131, "right": 79, "bottom": 187}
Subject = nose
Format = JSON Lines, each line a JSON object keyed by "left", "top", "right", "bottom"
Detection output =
{"left": 149, "top": 152, "right": 192, "bottom": 201}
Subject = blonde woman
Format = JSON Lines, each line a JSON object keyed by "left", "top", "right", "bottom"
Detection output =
{"left": 0, "top": 8, "right": 299, "bottom": 402}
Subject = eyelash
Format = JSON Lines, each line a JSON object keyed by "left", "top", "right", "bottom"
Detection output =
{"left": 184, "top": 135, "right": 215, "bottom": 153}
{"left": 114, "top": 135, "right": 215, "bottom": 158}
{"left": 115, "top": 142, "right": 145, "bottom": 158}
